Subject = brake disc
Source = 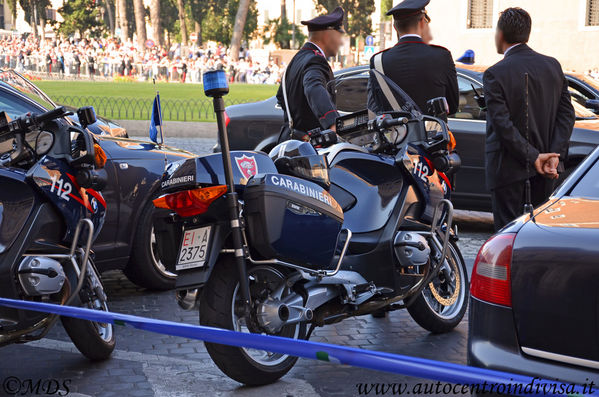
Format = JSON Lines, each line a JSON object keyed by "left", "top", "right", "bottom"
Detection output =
{"left": 428, "top": 261, "right": 460, "bottom": 306}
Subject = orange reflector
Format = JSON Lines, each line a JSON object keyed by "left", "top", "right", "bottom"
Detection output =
{"left": 447, "top": 131, "right": 457, "bottom": 152}
{"left": 94, "top": 143, "right": 107, "bottom": 169}
{"left": 153, "top": 185, "right": 228, "bottom": 217}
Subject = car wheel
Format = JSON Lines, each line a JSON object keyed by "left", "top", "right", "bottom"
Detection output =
{"left": 124, "top": 199, "right": 176, "bottom": 290}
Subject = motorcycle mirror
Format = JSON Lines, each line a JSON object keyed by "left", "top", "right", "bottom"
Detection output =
{"left": 77, "top": 106, "right": 97, "bottom": 129}
{"left": 426, "top": 97, "right": 449, "bottom": 119}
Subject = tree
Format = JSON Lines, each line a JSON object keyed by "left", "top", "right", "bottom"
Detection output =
{"left": 58, "top": 0, "right": 103, "bottom": 36}
{"left": 176, "top": 0, "right": 188, "bottom": 45}
{"left": 379, "top": 0, "right": 393, "bottom": 49}
{"left": 187, "top": 0, "right": 210, "bottom": 46}
{"left": 8, "top": 0, "right": 51, "bottom": 39}
{"left": 201, "top": 0, "right": 257, "bottom": 46}
{"left": 160, "top": 0, "right": 181, "bottom": 45}
{"left": 230, "top": 0, "right": 250, "bottom": 61}
{"left": 150, "top": 0, "right": 162, "bottom": 46}
{"left": 104, "top": 0, "right": 115, "bottom": 35}
{"left": 117, "top": 0, "right": 128, "bottom": 40}
{"left": 313, "top": 0, "right": 375, "bottom": 46}
{"left": 381, "top": 0, "right": 392, "bottom": 21}
{"left": 133, "top": 0, "right": 147, "bottom": 47}
{"left": 265, "top": 17, "right": 305, "bottom": 49}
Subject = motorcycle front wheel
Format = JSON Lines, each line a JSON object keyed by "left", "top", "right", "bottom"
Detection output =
{"left": 200, "top": 256, "right": 306, "bottom": 385}
{"left": 61, "top": 260, "right": 115, "bottom": 360}
{"left": 406, "top": 241, "right": 469, "bottom": 334}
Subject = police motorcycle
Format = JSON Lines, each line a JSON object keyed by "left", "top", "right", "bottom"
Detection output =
{"left": 152, "top": 70, "right": 467, "bottom": 385}
{"left": 0, "top": 105, "right": 115, "bottom": 360}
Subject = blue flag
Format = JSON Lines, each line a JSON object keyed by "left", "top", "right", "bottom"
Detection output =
{"left": 149, "top": 93, "right": 162, "bottom": 143}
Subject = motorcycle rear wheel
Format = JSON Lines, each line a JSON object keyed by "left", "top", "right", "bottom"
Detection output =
{"left": 200, "top": 256, "right": 305, "bottom": 385}
{"left": 406, "top": 241, "right": 469, "bottom": 334}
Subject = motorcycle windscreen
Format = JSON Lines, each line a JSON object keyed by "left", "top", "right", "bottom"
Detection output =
{"left": 366, "top": 69, "right": 421, "bottom": 116}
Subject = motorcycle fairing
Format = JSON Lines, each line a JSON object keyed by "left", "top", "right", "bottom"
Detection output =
{"left": 328, "top": 150, "right": 403, "bottom": 234}
{"left": 404, "top": 145, "right": 451, "bottom": 223}
{"left": 29, "top": 157, "right": 106, "bottom": 242}
{"left": 0, "top": 168, "right": 35, "bottom": 254}
{"left": 0, "top": 202, "right": 64, "bottom": 333}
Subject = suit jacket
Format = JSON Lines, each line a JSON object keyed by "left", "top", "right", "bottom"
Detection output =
{"left": 276, "top": 42, "right": 338, "bottom": 133}
{"left": 483, "top": 44, "right": 575, "bottom": 190}
{"left": 369, "top": 36, "right": 459, "bottom": 116}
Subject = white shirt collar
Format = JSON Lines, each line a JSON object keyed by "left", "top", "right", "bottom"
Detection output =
{"left": 504, "top": 43, "right": 523, "bottom": 56}
{"left": 307, "top": 41, "right": 326, "bottom": 57}
{"left": 399, "top": 34, "right": 422, "bottom": 40}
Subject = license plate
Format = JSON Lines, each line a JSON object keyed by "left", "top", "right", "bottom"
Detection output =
{"left": 176, "top": 226, "right": 211, "bottom": 271}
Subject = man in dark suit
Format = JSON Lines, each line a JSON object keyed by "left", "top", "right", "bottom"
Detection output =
{"left": 369, "top": 0, "right": 459, "bottom": 118}
{"left": 276, "top": 7, "right": 344, "bottom": 142}
{"left": 484, "top": 8, "right": 575, "bottom": 231}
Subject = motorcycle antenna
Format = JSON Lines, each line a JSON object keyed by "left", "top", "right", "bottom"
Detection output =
{"left": 203, "top": 70, "right": 252, "bottom": 312}
{"left": 523, "top": 73, "right": 534, "bottom": 218}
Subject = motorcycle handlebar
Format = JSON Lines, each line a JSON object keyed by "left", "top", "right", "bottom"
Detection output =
{"left": 379, "top": 116, "right": 409, "bottom": 129}
{"left": 32, "top": 106, "right": 68, "bottom": 125}
{"left": 0, "top": 106, "right": 67, "bottom": 138}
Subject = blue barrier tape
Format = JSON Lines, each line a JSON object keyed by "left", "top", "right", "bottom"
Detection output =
{"left": 0, "top": 297, "right": 595, "bottom": 397}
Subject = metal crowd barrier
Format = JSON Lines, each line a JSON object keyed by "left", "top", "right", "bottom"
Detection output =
{"left": 0, "top": 297, "right": 594, "bottom": 397}
{"left": 53, "top": 95, "right": 244, "bottom": 122}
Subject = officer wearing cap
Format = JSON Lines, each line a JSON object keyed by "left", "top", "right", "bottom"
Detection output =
{"left": 370, "top": 0, "right": 458, "bottom": 119}
{"left": 276, "top": 7, "right": 345, "bottom": 142}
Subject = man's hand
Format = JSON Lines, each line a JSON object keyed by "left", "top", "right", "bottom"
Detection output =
{"left": 534, "top": 153, "right": 560, "bottom": 179}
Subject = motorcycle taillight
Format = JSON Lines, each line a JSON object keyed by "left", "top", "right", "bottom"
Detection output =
{"left": 153, "top": 185, "right": 227, "bottom": 217}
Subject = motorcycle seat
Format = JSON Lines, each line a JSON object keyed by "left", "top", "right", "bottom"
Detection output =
{"left": 318, "top": 143, "right": 369, "bottom": 165}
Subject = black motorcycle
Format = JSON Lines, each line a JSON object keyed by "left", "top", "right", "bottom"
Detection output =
{"left": 152, "top": 70, "right": 468, "bottom": 384}
{"left": 0, "top": 105, "right": 115, "bottom": 360}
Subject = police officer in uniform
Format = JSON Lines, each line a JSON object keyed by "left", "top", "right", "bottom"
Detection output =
{"left": 276, "top": 7, "right": 345, "bottom": 142}
{"left": 370, "top": 0, "right": 459, "bottom": 118}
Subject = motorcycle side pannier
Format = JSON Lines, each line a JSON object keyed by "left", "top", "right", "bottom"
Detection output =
{"left": 244, "top": 173, "right": 344, "bottom": 270}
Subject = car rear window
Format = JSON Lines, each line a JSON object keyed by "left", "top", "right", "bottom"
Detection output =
{"left": 570, "top": 158, "right": 599, "bottom": 198}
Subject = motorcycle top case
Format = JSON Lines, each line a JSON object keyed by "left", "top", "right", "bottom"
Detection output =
{"left": 160, "top": 151, "right": 278, "bottom": 194}
{"left": 244, "top": 173, "right": 344, "bottom": 270}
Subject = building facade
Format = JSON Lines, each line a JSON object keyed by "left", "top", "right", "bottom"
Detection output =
{"left": 423, "top": 0, "right": 599, "bottom": 72}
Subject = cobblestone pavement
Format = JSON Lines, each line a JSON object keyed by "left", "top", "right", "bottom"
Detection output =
{"left": 0, "top": 138, "right": 495, "bottom": 397}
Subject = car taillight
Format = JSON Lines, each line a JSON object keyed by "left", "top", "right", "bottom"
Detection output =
{"left": 470, "top": 233, "right": 516, "bottom": 307}
{"left": 153, "top": 185, "right": 227, "bottom": 217}
{"left": 224, "top": 111, "right": 230, "bottom": 127}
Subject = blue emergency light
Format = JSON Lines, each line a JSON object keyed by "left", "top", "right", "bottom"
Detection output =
{"left": 203, "top": 69, "right": 229, "bottom": 98}
{"left": 457, "top": 49, "right": 475, "bottom": 65}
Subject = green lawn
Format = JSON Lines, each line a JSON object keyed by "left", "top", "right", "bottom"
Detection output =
{"left": 33, "top": 80, "right": 278, "bottom": 122}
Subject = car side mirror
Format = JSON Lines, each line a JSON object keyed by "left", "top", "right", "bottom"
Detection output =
{"left": 77, "top": 106, "right": 97, "bottom": 129}
{"left": 471, "top": 84, "right": 487, "bottom": 110}
{"left": 585, "top": 99, "right": 599, "bottom": 111}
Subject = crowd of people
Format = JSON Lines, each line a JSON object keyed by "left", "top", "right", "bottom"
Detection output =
{"left": 0, "top": 35, "right": 290, "bottom": 84}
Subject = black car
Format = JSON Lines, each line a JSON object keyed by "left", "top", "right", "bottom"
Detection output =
{"left": 566, "top": 72, "right": 599, "bottom": 114}
{"left": 0, "top": 70, "right": 196, "bottom": 290}
{"left": 468, "top": 145, "right": 599, "bottom": 392}
{"left": 223, "top": 65, "right": 599, "bottom": 211}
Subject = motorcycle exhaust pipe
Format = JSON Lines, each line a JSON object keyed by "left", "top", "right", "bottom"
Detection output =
{"left": 176, "top": 289, "right": 200, "bottom": 311}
